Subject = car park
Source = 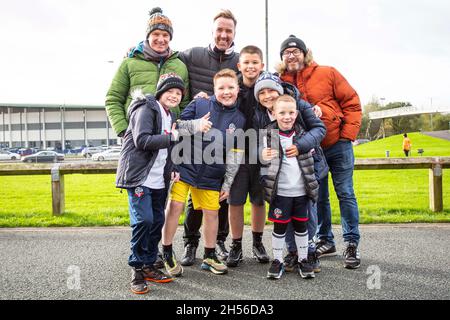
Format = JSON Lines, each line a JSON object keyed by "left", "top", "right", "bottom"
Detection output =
{"left": 21, "top": 151, "right": 64, "bottom": 163}
{"left": 91, "top": 148, "right": 121, "bottom": 161}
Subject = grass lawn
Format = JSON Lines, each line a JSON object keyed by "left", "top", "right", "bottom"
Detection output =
{"left": 353, "top": 132, "right": 450, "bottom": 158}
{"left": 0, "top": 132, "right": 449, "bottom": 227}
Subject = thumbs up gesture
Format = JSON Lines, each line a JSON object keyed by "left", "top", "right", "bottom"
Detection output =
{"left": 196, "top": 112, "right": 212, "bottom": 133}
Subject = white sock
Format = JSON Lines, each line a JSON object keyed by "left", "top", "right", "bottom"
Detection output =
{"left": 295, "top": 230, "right": 309, "bottom": 262}
{"left": 271, "top": 232, "right": 286, "bottom": 262}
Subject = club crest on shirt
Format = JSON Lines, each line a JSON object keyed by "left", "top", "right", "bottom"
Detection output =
{"left": 273, "top": 208, "right": 283, "bottom": 219}
{"left": 226, "top": 123, "right": 236, "bottom": 134}
{"left": 134, "top": 187, "right": 144, "bottom": 198}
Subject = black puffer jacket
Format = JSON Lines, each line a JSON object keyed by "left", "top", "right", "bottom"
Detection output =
{"left": 116, "top": 94, "right": 175, "bottom": 189}
{"left": 253, "top": 82, "right": 326, "bottom": 154}
{"left": 179, "top": 46, "right": 239, "bottom": 98}
{"left": 260, "top": 121, "right": 319, "bottom": 204}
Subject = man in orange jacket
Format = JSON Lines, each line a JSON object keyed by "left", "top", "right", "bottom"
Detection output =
{"left": 277, "top": 35, "right": 362, "bottom": 269}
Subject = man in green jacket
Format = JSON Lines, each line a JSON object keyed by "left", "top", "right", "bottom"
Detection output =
{"left": 106, "top": 7, "right": 189, "bottom": 138}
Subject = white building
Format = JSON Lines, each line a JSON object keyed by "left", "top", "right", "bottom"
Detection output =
{"left": 0, "top": 103, "right": 118, "bottom": 150}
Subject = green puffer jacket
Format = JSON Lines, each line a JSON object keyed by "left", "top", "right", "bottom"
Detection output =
{"left": 105, "top": 49, "right": 189, "bottom": 136}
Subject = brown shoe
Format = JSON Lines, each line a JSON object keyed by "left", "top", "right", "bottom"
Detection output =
{"left": 131, "top": 268, "right": 149, "bottom": 294}
{"left": 142, "top": 265, "right": 173, "bottom": 283}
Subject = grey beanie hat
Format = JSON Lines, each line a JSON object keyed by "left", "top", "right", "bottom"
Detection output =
{"left": 254, "top": 72, "right": 284, "bottom": 102}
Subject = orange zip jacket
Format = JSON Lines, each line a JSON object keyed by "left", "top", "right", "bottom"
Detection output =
{"left": 281, "top": 62, "right": 362, "bottom": 149}
{"left": 403, "top": 137, "right": 411, "bottom": 151}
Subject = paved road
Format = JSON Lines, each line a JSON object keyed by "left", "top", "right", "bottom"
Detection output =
{"left": 1, "top": 225, "right": 449, "bottom": 300}
{"left": 423, "top": 130, "right": 450, "bottom": 141}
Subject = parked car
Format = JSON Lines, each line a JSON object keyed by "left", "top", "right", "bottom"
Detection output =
{"left": 352, "top": 139, "right": 370, "bottom": 146}
{"left": 18, "top": 148, "right": 33, "bottom": 156}
{"left": 22, "top": 151, "right": 64, "bottom": 163}
{"left": 91, "top": 148, "right": 121, "bottom": 161}
{"left": 0, "top": 150, "right": 21, "bottom": 160}
{"left": 81, "top": 146, "right": 104, "bottom": 158}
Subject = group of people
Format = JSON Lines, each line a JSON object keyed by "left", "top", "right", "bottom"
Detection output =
{"left": 106, "top": 7, "right": 362, "bottom": 294}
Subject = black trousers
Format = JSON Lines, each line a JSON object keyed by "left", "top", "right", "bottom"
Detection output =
{"left": 182, "top": 196, "right": 229, "bottom": 246}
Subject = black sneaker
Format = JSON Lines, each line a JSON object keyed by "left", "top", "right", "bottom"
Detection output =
{"left": 267, "top": 259, "right": 284, "bottom": 280}
{"left": 252, "top": 242, "right": 270, "bottom": 263}
{"left": 216, "top": 240, "right": 229, "bottom": 261}
{"left": 130, "top": 268, "right": 149, "bottom": 294}
{"left": 226, "top": 242, "right": 243, "bottom": 267}
{"left": 308, "top": 250, "right": 321, "bottom": 273}
{"left": 142, "top": 265, "right": 173, "bottom": 283}
{"left": 153, "top": 252, "right": 165, "bottom": 269}
{"left": 343, "top": 242, "right": 361, "bottom": 269}
{"left": 283, "top": 251, "right": 298, "bottom": 272}
{"left": 298, "top": 259, "right": 315, "bottom": 279}
{"left": 181, "top": 243, "right": 197, "bottom": 266}
{"left": 316, "top": 239, "right": 337, "bottom": 258}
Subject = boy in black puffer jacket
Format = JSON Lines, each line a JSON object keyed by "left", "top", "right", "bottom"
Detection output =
{"left": 253, "top": 72, "right": 326, "bottom": 274}
{"left": 260, "top": 94, "right": 325, "bottom": 280}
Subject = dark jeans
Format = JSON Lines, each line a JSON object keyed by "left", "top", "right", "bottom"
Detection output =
{"left": 127, "top": 187, "right": 166, "bottom": 268}
{"left": 317, "top": 140, "right": 360, "bottom": 245}
{"left": 183, "top": 196, "right": 229, "bottom": 246}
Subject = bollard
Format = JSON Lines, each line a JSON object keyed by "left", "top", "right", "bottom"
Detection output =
{"left": 51, "top": 163, "right": 65, "bottom": 215}
{"left": 385, "top": 150, "right": 390, "bottom": 157}
{"left": 429, "top": 163, "right": 443, "bottom": 212}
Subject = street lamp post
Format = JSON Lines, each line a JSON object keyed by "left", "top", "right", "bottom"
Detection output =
{"left": 265, "top": 0, "right": 269, "bottom": 71}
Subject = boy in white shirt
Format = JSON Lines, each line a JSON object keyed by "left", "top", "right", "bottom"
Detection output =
{"left": 261, "top": 94, "right": 324, "bottom": 280}
{"left": 116, "top": 73, "right": 185, "bottom": 294}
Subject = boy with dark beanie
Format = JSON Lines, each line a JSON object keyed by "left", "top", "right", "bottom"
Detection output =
{"left": 116, "top": 73, "right": 186, "bottom": 294}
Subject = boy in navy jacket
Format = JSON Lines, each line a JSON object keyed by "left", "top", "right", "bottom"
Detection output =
{"left": 162, "top": 68, "right": 245, "bottom": 276}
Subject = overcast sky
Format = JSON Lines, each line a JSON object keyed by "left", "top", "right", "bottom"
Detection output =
{"left": 1, "top": 0, "right": 449, "bottom": 110}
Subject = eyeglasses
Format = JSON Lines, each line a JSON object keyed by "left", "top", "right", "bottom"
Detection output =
{"left": 282, "top": 49, "right": 302, "bottom": 58}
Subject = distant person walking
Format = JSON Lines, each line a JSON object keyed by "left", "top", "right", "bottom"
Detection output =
{"left": 403, "top": 133, "right": 412, "bottom": 157}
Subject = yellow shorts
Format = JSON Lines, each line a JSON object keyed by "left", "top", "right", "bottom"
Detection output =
{"left": 170, "top": 181, "right": 220, "bottom": 211}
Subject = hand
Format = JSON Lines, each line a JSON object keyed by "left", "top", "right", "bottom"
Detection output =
{"left": 171, "top": 172, "right": 180, "bottom": 182}
{"left": 194, "top": 91, "right": 209, "bottom": 99}
{"left": 170, "top": 123, "right": 179, "bottom": 141}
{"left": 285, "top": 145, "right": 299, "bottom": 158}
{"left": 312, "top": 105, "right": 322, "bottom": 118}
{"left": 219, "top": 190, "right": 229, "bottom": 202}
{"left": 262, "top": 148, "right": 278, "bottom": 161}
{"left": 197, "top": 112, "right": 212, "bottom": 133}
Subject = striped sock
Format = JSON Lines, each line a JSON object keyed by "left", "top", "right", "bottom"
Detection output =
{"left": 272, "top": 232, "right": 286, "bottom": 262}
{"left": 295, "top": 231, "right": 309, "bottom": 261}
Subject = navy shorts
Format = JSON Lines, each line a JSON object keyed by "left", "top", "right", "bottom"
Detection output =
{"left": 228, "top": 163, "right": 265, "bottom": 206}
{"left": 268, "top": 195, "right": 309, "bottom": 224}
